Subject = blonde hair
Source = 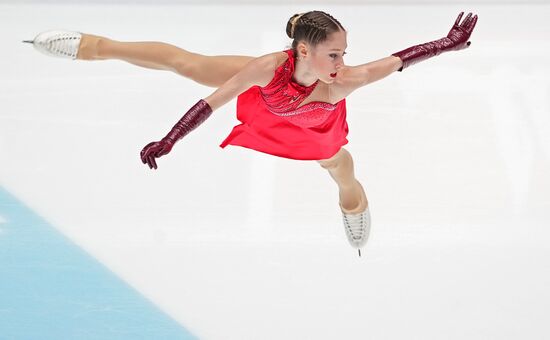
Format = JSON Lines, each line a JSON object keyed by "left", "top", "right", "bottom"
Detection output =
{"left": 289, "top": 13, "right": 305, "bottom": 39}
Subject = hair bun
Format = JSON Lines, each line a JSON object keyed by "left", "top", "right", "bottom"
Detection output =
{"left": 286, "top": 13, "right": 302, "bottom": 39}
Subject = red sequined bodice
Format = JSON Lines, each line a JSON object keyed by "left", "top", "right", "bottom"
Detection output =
{"left": 258, "top": 49, "right": 339, "bottom": 128}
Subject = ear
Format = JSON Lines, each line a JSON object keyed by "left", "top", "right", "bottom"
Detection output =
{"left": 296, "top": 41, "right": 309, "bottom": 59}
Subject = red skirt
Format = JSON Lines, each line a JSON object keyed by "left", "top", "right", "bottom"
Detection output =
{"left": 219, "top": 86, "right": 349, "bottom": 161}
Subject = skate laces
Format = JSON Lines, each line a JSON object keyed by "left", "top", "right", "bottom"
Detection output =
{"left": 343, "top": 208, "right": 369, "bottom": 241}
{"left": 42, "top": 33, "right": 79, "bottom": 58}
{"left": 343, "top": 210, "right": 368, "bottom": 240}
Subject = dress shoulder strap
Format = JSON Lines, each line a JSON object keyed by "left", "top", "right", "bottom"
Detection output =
{"left": 261, "top": 50, "right": 292, "bottom": 90}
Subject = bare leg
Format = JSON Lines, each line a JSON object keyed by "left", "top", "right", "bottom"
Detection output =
{"left": 317, "top": 148, "right": 369, "bottom": 214}
{"left": 76, "top": 34, "right": 255, "bottom": 88}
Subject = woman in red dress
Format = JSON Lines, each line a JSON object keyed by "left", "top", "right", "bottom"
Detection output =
{"left": 26, "top": 10, "right": 478, "bottom": 256}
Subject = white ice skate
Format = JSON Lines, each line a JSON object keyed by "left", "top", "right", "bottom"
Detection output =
{"left": 23, "top": 30, "right": 82, "bottom": 60}
{"left": 340, "top": 204, "right": 371, "bottom": 257}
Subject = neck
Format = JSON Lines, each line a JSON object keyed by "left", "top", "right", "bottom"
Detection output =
{"left": 292, "top": 58, "right": 318, "bottom": 87}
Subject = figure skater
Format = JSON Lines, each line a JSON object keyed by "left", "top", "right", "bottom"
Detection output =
{"left": 24, "top": 10, "right": 478, "bottom": 256}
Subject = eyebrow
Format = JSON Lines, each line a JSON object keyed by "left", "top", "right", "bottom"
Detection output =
{"left": 330, "top": 48, "right": 347, "bottom": 51}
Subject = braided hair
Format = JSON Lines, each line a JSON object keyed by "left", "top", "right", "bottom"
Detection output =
{"left": 286, "top": 11, "right": 346, "bottom": 56}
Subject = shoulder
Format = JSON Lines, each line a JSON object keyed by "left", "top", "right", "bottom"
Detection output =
{"left": 254, "top": 51, "right": 290, "bottom": 72}
{"left": 245, "top": 51, "right": 290, "bottom": 87}
{"left": 273, "top": 51, "right": 291, "bottom": 68}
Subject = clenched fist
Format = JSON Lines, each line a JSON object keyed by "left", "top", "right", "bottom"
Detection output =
{"left": 140, "top": 139, "right": 174, "bottom": 170}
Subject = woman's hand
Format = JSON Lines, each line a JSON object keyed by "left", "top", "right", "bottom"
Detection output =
{"left": 446, "top": 12, "right": 478, "bottom": 51}
{"left": 140, "top": 139, "right": 174, "bottom": 170}
{"left": 391, "top": 11, "right": 479, "bottom": 71}
{"left": 139, "top": 99, "right": 214, "bottom": 170}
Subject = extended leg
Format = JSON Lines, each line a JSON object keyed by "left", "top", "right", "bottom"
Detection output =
{"left": 317, "top": 148, "right": 369, "bottom": 214}
{"left": 77, "top": 34, "right": 255, "bottom": 88}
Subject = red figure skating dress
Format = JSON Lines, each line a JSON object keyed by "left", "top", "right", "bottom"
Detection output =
{"left": 219, "top": 48, "right": 349, "bottom": 161}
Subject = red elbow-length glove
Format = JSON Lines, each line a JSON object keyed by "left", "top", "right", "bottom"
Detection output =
{"left": 392, "top": 11, "right": 478, "bottom": 71}
{"left": 140, "top": 99, "right": 213, "bottom": 169}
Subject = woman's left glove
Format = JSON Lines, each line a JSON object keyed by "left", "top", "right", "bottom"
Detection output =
{"left": 392, "top": 11, "right": 478, "bottom": 72}
{"left": 140, "top": 99, "right": 213, "bottom": 170}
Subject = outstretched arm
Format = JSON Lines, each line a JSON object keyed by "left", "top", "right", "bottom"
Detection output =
{"left": 140, "top": 53, "right": 277, "bottom": 169}
{"left": 344, "top": 55, "right": 403, "bottom": 89}
{"left": 336, "top": 11, "right": 478, "bottom": 96}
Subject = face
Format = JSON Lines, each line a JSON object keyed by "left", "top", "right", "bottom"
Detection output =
{"left": 307, "top": 30, "right": 348, "bottom": 84}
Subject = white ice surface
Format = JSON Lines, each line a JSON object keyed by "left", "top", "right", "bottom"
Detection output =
{"left": 1, "top": 3, "right": 550, "bottom": 340}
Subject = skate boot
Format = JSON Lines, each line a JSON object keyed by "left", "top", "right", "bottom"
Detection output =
{"left": 23, "top": 30, "right": 82, "bottom": 59}
{"left": 340, "top": 203, "right": 371, "bottom": 257}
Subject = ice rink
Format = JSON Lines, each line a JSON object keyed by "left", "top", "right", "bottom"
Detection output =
{"left": 1, "top": 2, "right": 549, "bottom": 339}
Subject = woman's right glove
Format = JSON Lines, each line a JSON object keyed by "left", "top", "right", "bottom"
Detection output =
{"left": 140, "top": 99, "right": 213, "bottom": 170}
{"left": 392, "top": 11, "right": 478, "bottom": 72}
